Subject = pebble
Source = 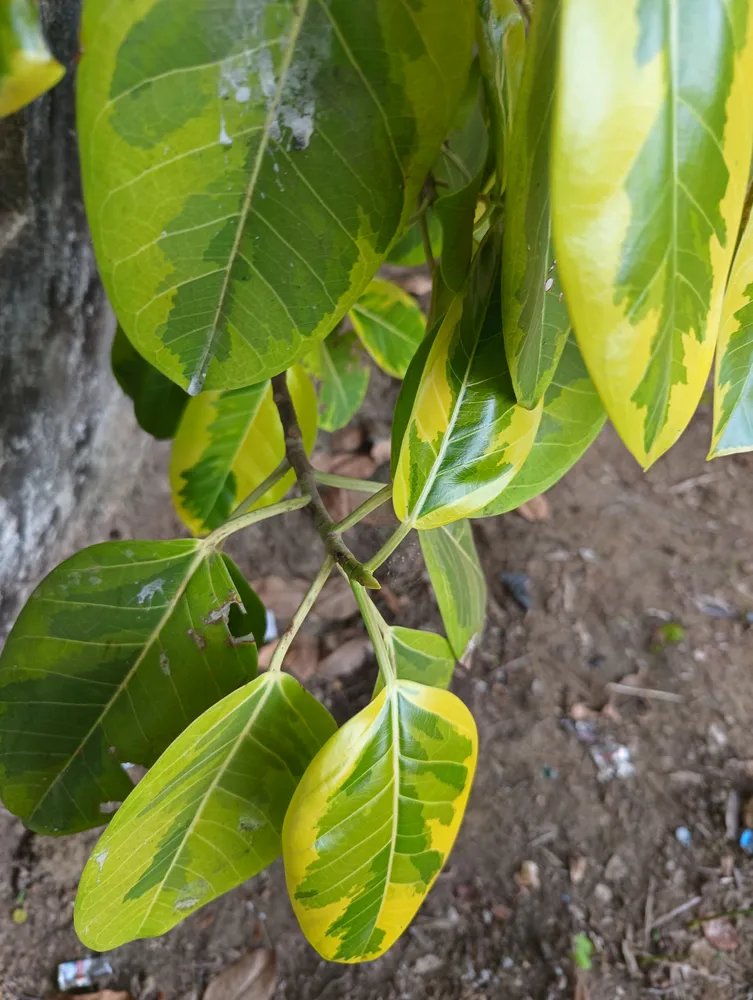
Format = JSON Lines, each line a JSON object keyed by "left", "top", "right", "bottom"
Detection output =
{"left": 593, "top": 882, "right": 613, "bottom": 904}
{"left": 414, "top": 954, "right": 445, "bottom": 976}
{"left": 675, "top": 826, "right": 692, "bottom": 847}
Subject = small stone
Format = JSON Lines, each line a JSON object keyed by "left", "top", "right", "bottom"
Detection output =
{"left": 593, "top": 882, "right": 613, "bottom": 905}
{"left": 675, "top": 826, "right": 692, "bottom": 847}
{"left": 569, "top": 856, "right": 587, "bottom": 885}
{"left": 493, "top": 903, "right": 512, "bottom": 921}
{"left": 414, "top": 954, "right": 445, "bottom": 976}
{"left": 517, "top": 860, "right": 541, "bottom": 891}
{"left": 604, "top": 854, "right": 629, "bottom": 882}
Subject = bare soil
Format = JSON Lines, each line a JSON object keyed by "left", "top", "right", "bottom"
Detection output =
{"left": 4, "top": 384, "right": 753, "bottom": 1000}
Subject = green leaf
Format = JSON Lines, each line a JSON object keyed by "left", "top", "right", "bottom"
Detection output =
{"left": 75, "top": 672, "right": 336, "bottom": 949}
{"left": 502, "top": 0, "right": 569, "bottom": 408}
{"left": 77, "top": 0, "right": 476, "bottom": 393}
{"left": 390, "top": 323, "right": 440, "bottom": 478}
{"left": 112, "top": 326, "right": 189, "bottom": 440}
{"left": 304, "top": 329, "right": 370, "bottom": 432}
{"left": 283, "top": 679, "right": 477, "bottom": 962}
{"left": 0, "top": 540, "right": 257, "bottom": 835}
{"left": 0, "top": 0, "right": 63, "bottom": 117}
{"left": 393, "top": 234, "right": 542, "bottom": 528}
{"left": 711, "top": 210, "right": 753, "bottom": 456}
{"left": 573, "top": 933, "right": 593, "bottom": 971}
{"left": 475, "top": 337, "right": 606, "bottom": 516}
{"left": 350, "top": 279, "right": 425, "bottom": 379}
{"left": 477, "top": 0, "right": 526, "bottom": 193}
{"left": 170, "top": 365, "right": 317, "bottom": 535}
{"left": 386, "top": 211, "right": 443, "bottom": 267}
{"left": 374, "top": 627, "right": 456, "bottom": 696}
{"left": 433, "top": 64, "right": 490, "bottom": 293}
{"left": 220, "top": 554, "right": 266, "bottom": 647}
{"left": 419, "top": 519, "right": 486, "bottom": 660}
{"left": 552, "top": 0, "right": 753, "bottom": 467}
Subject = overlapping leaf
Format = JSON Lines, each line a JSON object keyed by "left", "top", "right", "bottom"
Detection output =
{"left": 304, "top": 329, "right": 370, "bottom": 432}
{"left": 502, "top": 0, "right": 569, "bottom": 408}
{"left": 477, "top": 0, "right": 526, "bottom": 193}
{"left": 373, "top": 626, "right": 456, "bottom": 697}
{"left": 112, "top": 326, "right": 189, "bottom": 440}
{"left": 0, "top": 0, "right": 63, "bottom": 117}
{"left": 75, "top": 672, "right": 336, "bottom": 948}
{"left": 350, "top": 280, "right": 425, "bottom": 379}
{"left": 77, "top": 0, "right": 475, "bottom": 393}
{"left": 711, "top": 209, "right": 753, "bottom": 456}
{"left": 170, "top": 365, "right": 316, "bottom": 535}
{"left": 283, "top": 680, "right": 477, "bottom": 962}
{"left": 477, "top": 337, "right": 606, "bottom": 515}
{"left": 393, "top": 236, "right": 542, "bottom": 528}
{"left": 387, "top": 211, "right": 443, "bottom": 267}
{"left": 0, "top": 540, "right": 258, "bottom": 835}
{"left": 552, "top": 0, "right": 753, "bottom": 467}
{"left": 418, "top": 520, "right": 486, "bottom": 660}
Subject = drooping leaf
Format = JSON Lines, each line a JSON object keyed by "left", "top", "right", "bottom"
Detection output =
{"left": 221, "top": 554, "right": 266, "bottom": 646}
{"left": 433, "top": 64, "right": 490, "bottom": 293}
{"left": 418, "top": 519, "right": 486, "bottom": 660}
{"left": 552, "top": 0, "right": 753, "bottom": 468}
{"left": 112, "top": 325, "right": 189, "bottom": 440}
{"left": 374, "top": 627, "right": 456, "bottom": 696}
{"left": 283, "top": 679, "right": 477, "bottom": 963}
{"left": 476, "top": 0, "right": 526, "bottom": 193}
{"left": 170, "top": 365, "right": 317, "bottom": 535}
{"left": 75, "top": 672, "right": 336, "bottom": 949}
{"left": 350, "top": 279, "right": 425, "bottom": 379}
{"left": 502, "top": 0, "right": 569, "bottom": 408}
{"left": 476, "top": 337, "right": 606, "bottom": 515}
{"left": 393, "top": 234, "right": 542, "bottom": 529}
{"left": 386, "top": 211, "right": 443, "bottom": 267}
{"left": 76, "top": 0, "right": 476, "bottom": 394}
{"left": 0, "top": 540, "right": 257, "bottom": 835}
{"left": 710, "top": 211, "right": 753, "bottom": 456}
{"left": 304, "top": 329, "right": 370, "bottom": 432}
{"left": 0, "top": 0, "right": 64, "bottom": 117}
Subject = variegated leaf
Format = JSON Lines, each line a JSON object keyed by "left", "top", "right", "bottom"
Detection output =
{"left": 283, "top": 680, "right": 477, "bottom": 962}
{"left": 170, "top": 365, "right": 317, "bottom": 535}
{"left": 393, "top": 235, "right": 542, "bottom": 528}
{"left": 0, "top": 0, "right": 63, "bottom": 117}
{"left": 77, "top": 0, "right": 475, "bottom": 393}
{"left": 373, "top": 626, "right": 456, "bottom": 696}
{"left": 75, "top": 672, "right": 336, "bottom": 948}
{"left": 552, "top": 0, "right": 753, "bottom": 467}
{"left": 0, "top": 540, "right": 258, "bottom": 835}
{"left": 502, "top": 0, "right": 569, "bottom": 408}
{"left": 304, "top": 328, "right": 370, "bottom": 432}
{"left": 476, "top": 337, "right": 606, "bottom": 515}
{"left": 350, "top": 279, "right": 425, "bottom": 379}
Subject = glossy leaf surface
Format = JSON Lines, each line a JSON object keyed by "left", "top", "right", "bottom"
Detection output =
{"left": 0, "top": 0, "right": 63, "bottom": 117}
{"left": 711, "top": 211, "right": 753, "bottom": 456}
{"left": 502, "top": 0, "right": 569, "bottom": 408}
{"left": 552, "top": 0, "right": 753, "bottom": 467}
{"left": 77, "top": 0, "right": 475, "bottom": 393}
{"left": 0, "top": 540, "right": 257, "bottom": 835}
{"left": 75, "top": 672, "right": 336, "bottom": 948}
{"left": 350, "top": 279, "right": 425, "bottom": 379}
{"left": 170, "top": 365, "right": 316, "bottom": 535}
{"left": 418, "top": 519, "right": 486, "bottom": 660}
{"left": 394, "top": 238, "right": 542, "bottom": 528}
{"left": 381, "top": 627, "right": 456, "bottom": 693}
{"left": 477, "top": 338, "right": 606, "bottom": 515}
{"left": 390, "top": 323, "right": 440, "bottom": 478}
{"left": 112, "top": 326, "right": 189, "bottom": 440}
{"left": 284, "top": 680, "right": 477, "bottom": 962}
{"left": 304, "top": 329, "right": 370, "bottom": 432}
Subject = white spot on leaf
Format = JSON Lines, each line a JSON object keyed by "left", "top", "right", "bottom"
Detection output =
{"left": 136, "top": 578, "right": 166, "bottom": 605}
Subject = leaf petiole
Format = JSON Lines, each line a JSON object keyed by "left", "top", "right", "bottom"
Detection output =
{"left": 335, "top": 485, "right": 392, "bottom": 533}
{"left": 313, "top": 471, "right": 385, "bottom": 494}
{"left": 267, "top": 557, "right": 335, "bottom": 674}
{"left": 350, "top": 581, "right": 397, "bottom": 689}
{"left": 364, "top": 519, "right": 414, "bottom": 574}
{"left": 205, "top": 495, "right": 309, "bottom": 547}
{"left": 230, "top": 459, "right": 291, "bottom": 517}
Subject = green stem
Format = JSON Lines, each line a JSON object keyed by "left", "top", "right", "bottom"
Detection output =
{"left": 313, "top": 471, "right": 385, "bottom": 494}
{"left": 335, "top": 485, "right": 392, "bottom": 534}
{"left": 418, "top": 209, "right": 436, "bottom": 281}
{"left": 206, "top": 495, "right": 309, "bottom": 546}
{"left": 350, "top": 581, "right": 396, "bottom": 688}
{"left": 230, "top": 460, "right": 290, "bottom": 517}
{"left": 364, "top": 519, "right": 414, "bottom": 574}
{"left": 267, "top": 557, "right": 335, "bottom": 674}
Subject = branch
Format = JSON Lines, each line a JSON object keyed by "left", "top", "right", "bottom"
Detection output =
{"left": 272, "top": 373, "right": 379, "bottom": 589}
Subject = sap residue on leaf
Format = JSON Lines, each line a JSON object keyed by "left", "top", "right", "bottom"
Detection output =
{"left": 219, "top": 117, "right": 233, "bottom": 148}
{"left": 174, "top": 879, "right": 210, "bottom": 911}
{"left": 135, "top": 578, "right": 166, "bottom": 605}
{"left": 93, "top": 849, "right": 108, "bottom": 872}
{"left": 99, "top": 801, "right": 121, "bottom": 815}
{"left": 238, "top": 813, "right": 263, "bottom": 833}
{"left": 159, "top": 650, "right": 170, "bottom": 676}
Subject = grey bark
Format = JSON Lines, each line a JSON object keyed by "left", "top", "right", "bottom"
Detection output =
{"left": 0, "top": 0, "right": 144, "bottom": 637}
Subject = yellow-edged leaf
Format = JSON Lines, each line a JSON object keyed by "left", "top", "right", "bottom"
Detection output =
{"left": 350, "top": 279, "right": 425, "bottom": 379}
{"left": 0, "top": 0, "right": 63, "bottom": 117}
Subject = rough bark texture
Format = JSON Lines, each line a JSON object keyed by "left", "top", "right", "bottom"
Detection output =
{"left": 0, "top": 0, "right": 145, "bottom": 637}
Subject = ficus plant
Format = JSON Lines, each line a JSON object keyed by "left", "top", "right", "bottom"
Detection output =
{"left": 2, "top": 0, "right": 753, "bottom": 966}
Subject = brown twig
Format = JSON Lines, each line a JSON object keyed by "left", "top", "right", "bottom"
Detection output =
{"left": 272, "top": 374, "right": 379, "bottom": 589}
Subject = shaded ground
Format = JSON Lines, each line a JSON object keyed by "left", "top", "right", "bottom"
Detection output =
{"left": 4, "top": 384, "right": 753, "bottom": 1000}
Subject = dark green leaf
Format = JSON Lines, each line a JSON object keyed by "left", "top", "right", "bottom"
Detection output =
{"left": 111, "top": 326, "right": 189, "bottom": 440}
{"left": 304, "top": 329, "right": 370, "bottom": 432}
{"left": 220, "top": 554, "right": 266, "bottom": 647}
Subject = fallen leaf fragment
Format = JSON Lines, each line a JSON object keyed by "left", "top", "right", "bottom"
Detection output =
{"left": 318, "top": 637, "right": 371, "bottom": 679}
{"left": 517, "top": 860, "right": 540, "bottom": 891}
{"left": 54, "top": 993, "right": 132, "bottom": 1000}
{"left": 702, "top": 917, "right": 740, "bottom": 953}
{"left": 203, "top": 949, "right": 277, "bottom": 1000}
{"left": 516, "top": 494, "right": 550, "bottom": 522}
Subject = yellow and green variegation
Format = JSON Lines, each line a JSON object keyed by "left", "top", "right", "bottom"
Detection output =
{"left": 75, "top": 672, "right": 336, "bottom": 949}
{"left": 350, "top": 279, "right": 425, "bottom": 379}
{"left": 170, "top": 365, "right": 316, "bottom": 535}
{"left": 77, "top": 0, "right": 475, "bottom": 393}
{"left": 0, "top": 0, "right": 64, "bottom": 117}
{"left": 373, "top": 626, "right": 456, "bottom": 696}
{"left": 304, "top": 329, "right": 370, "bottom": 432}
{"left": 476, "top": 337, "right": 606, "bottom": 515}
{"left": 393, "top": 236, "right": 542, "bottom": 528}
{"left": 552, "top": 0, "right": 753, "bottom": 468}
{"left": 419, "top": 519, "right": 486, "bottom": 660}
{"left": 711, "top": 209, "right": 753, "bottom": 456}
{"left": 502, "top": 0, "right": 570, "bottom": 408}
{"left": 283, "top": 679, "right": 476, "bottom": 963}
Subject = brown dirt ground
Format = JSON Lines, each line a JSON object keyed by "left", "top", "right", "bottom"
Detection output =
{"left": 4, "top": 378, "right": 753, "bottom": 1000}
